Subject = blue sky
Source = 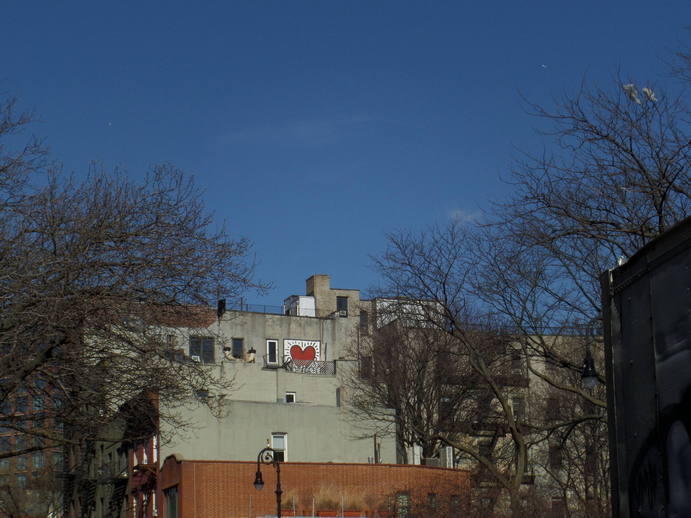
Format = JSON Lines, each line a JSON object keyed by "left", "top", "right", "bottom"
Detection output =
{"left": 2, "top": 1, "right": 688, "bottom": 304}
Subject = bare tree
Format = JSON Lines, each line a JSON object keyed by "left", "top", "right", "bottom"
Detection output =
{"left": 473, "top": 76, "right": 689, "bottom": 515}
{"left": 352, "top": 71, "right": 689, "bottom": 516}
{"left": 0, "top": 97, "right": 263, "bottom": 512}
{"left": 349, "top": 224, "right": 536, "bottom": 516}
{"left": 348, "top": 317, "right": 472, "bottom": 462}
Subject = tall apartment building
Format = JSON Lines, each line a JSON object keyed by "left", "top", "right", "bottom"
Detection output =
{"left": 158, "top": 274, "right": 395, "bottom": 465}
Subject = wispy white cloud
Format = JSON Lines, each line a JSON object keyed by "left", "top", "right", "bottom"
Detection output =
{"left": 448, "top": 208, "right": 481, "bottom": 224}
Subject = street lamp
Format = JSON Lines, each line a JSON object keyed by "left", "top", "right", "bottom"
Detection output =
{"left": 581, "top": 349, "right": 599, "bottom": 389}
{"left": 254, "top": 446, "right": 282, "bottom": 518}
{"left": 581, "top": 320, "right": 600, "bottom": 389}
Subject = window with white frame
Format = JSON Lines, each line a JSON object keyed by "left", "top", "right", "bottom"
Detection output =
{"left": 266, "top": 339, "right": 279, "bottom": 366}
{"left": 271, "top": 433, "right": 287, "bottom": 462}
{"left": 285, "top": 392, "right": 296, "bottom": 403}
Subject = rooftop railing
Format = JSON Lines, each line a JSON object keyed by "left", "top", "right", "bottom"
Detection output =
{"left": 227, "top": 302, "right": 347, "bottom": 319}
{"left": 227, "top": 303, "right": 284, "bottom": 315}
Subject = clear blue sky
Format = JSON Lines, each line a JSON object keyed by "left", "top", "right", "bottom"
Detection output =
{"left": 2, "top": 1, "right": 688, "bottom": 304}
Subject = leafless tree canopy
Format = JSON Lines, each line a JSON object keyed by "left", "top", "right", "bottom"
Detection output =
{"left": 497, "top": 79, "right": 689, "bottom": 322}
{"left": 0, "top": 97, "right": 262, "bottom": 464}
{"left": 351, "top": 69, "right": 688, "bottom": 516}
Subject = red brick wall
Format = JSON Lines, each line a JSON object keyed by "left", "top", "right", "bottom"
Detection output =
{"left": 159, "top": 456, "right": 470, "bottom": 518}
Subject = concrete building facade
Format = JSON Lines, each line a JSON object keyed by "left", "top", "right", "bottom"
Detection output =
{"left": 159, "top": 274, "right": 395, "bottom": 466}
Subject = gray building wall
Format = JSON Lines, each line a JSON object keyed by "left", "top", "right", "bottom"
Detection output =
{"left": 160, "top": 399, "right": 395, "bottom": 464}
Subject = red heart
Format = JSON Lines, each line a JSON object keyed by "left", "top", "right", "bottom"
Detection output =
{"left": 290, "top": 345, "right": 316, "bottom": 361}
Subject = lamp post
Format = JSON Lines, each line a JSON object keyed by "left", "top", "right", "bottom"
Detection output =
{"left": 581, "top": 349, "right": 598, "bottom": 389}
{"left": 254, "top": 446, "right": 282, "bottom": 518}
{"left": 581, "top": 319, "right": 600, "bottom": 389}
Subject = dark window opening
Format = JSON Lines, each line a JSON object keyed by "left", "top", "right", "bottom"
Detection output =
{"left": 232, "top": 338, "right": 244, "bottom": 359}
{"left": 550, "top": 497, "right": 566, "bottom": 518}
{"left": 16, "top": 397, "right": 27, "bottom": 413}
{"left": 337, "top": 296, "right": 348, "bottom": 317}
{"left": 450, "top": 495, "right": 462, "bottom": 518}
{"left": 439, "top": 396, "right": 454, "bottom": 424}
{"left": 512, "top": 396, "right": 526, "bottom": 421}
{"left": 479, "top": 440, "right": 493, "bottom": 459}
{"left": 266, "top": 340, "right": 278, "bottom": 365}
{"left": 360, "top": 355, "right": 372, "bottom": 379}
{"left": 546, "top": 396, "right": 560, "bottom": 420}
{"left": 549, "top": 444, "right": 562, "bottom": 470}
{"left": 511, "top": 351, "right": 522, "bottom": 371}
{"left": 165, "top": 486, "right": 179, "bottom": 518}
{"left": 427, "top": 493, "right": 437, "bottom": 511}
{"left": 359, "top": 310, "right": 369, "bottom": 334}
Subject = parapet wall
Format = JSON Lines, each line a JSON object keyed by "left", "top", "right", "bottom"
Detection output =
{"left": 159, "top": 456, "right": 470, "bottom": 518}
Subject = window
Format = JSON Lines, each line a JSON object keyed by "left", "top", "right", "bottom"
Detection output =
{"left": 546, "top": 396, "right": 560, "bottom": 420}
{"left": 512, "top": 396, "right": 526, "bottom": 421}
{"left": 550, "top": 497, "right": 566, "bottom": 518}
{"left": 32, "top": 452, "right": 44, "bottom": 468}
{"left": 439, "top": 396, "right": 454, "bottom": 424}
{"left": 189, "top": 337, "right": 215, "bottom": 364}
{"left": 450, "top": 495, "right": 462, "bottom": 518}
{"left": 336, "top": 296, "right": 348, "bottom": 317}
{"left": 266, "top": 340, "right": 278, "bottom": 366}
{"left": 359, "top": 310, "right": 369, "bottom": 334}
{"left": 16, "top": 474, "right": 26, "bottom": 488}
{"left": 16, "top": 455, "right": 27, "bottom": 471}
{"left": 285, "top": 392, "right": 296, "bottom": 404}
{"left": 427, "top": 493, "right": 437, "bottom": 512}
{"left": 53, "top": 452, "right": 64, "bottom": 470}
{"left": 511, "top": 351, "right": 522, "bottom": 371}
{"left": 479, "top": 440, "right": 493, "bottom": 459}
{"left": 232, "top": 338, "right": 244, "bottom": 359}
{"left": 271, "top": 433, "right": 287, "bottom": 462}
{"left": 0, "top": 458, "right": 9, "bottom": 471}
{"left": 165, "top": 486, "right": 179, "bottom": 518}
{"left": 549, "top": 444, "right": 562, "bottom": 470}
{"left": 16, "top": 396, "right": 27, "bottom": 413}
{"left": 33, "top": 396, "right": 44, "bottom": 412}
{"left": 395, "top": 492, "right": 410, "bottom": 517}
{"left": 360, "top": 355, "right": 372, "bottom": 379}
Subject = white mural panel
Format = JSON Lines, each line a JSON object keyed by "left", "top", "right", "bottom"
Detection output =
{"left": 283, "top": 339, "right": 321, "bottom": 363}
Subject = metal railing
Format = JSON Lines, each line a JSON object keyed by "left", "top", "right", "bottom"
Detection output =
{"left": 227, "top": 303, "right": 350, "bottom": 319}
{"left": 283, "top": 358, "right": 336, "bottom": 376}
{"left": 262, "top": 356, "right": 336, "bottom": 375}
{"left": 227, "top": 303, "right": 284, "bottom": 315}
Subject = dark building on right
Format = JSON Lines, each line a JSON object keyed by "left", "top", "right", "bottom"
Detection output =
{"left": 601, "top": 216, "right": 691, "bottom": 517}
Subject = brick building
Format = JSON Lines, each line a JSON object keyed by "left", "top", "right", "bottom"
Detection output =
{"left": 158, "top": 454, "right": 470, "bottom": 518}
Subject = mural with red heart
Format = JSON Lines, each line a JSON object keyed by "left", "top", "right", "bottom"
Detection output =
{"left": 284, "top": 339, "right": 321, "bottom": 362}
{"left": 290, "top": 345, "right": 316, "bottom": 361}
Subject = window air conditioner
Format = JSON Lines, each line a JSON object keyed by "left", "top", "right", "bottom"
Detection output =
{"left": 190, "top": 355, "right": 201, "bottom": 362}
